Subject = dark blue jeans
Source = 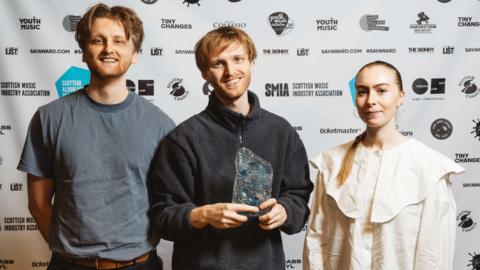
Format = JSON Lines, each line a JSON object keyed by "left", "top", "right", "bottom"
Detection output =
{"left": 47, "top": 253, "right": 163, "bottom": 270}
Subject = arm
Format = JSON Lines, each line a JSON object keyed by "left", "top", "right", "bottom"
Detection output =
{"left": 272, "top": 136, "right": 314, "bottom": 234}
{"left": 414, "top": 176, "right": 456, "bottom": 270}
{"left": 302, "top": 172, "right": 328, "bottom": 270}
{"left": 27, "top": 174, "right": 55, "bottom": 244}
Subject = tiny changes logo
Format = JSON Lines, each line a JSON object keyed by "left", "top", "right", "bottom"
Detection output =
{"left": 457, "top": 210, "right": 477, "bottom": 232}
{"left": 268, "top": 12, "right": 294, "bottom": 36}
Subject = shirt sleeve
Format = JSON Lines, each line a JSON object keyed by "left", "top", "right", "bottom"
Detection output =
{"left": 17, "top": 110, "right": 54, "bottom": 179}
{"left": 413, "top": 175, "right": 456, "bottom": 270}
{"left": 148, "top": 134, "right": 202, "bottom": 242}
{"left": 303, "top": 171, "right": 328, "bottom": 270}
{"left": 276, "top": 135, "right": 314, "bottom": 235}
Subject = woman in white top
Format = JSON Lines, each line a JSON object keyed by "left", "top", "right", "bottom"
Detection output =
{"left": 303, "top": 60, "right": 465, "bottom": 270}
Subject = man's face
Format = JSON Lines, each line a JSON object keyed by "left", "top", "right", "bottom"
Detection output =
{"left": 82, "top": 17, "right": 138, "bottom": 80}
{"left": 202, "top": 42, "right": 254, "bottom": 103}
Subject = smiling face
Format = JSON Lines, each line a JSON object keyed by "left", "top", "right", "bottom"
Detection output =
{"left": 82, "top": 17, "right": 138, "bottom": 81}
{"left": 202, "top": 41, "right": 254, "bottom": 104}
{"left": 355, "top": 64, "right": 404, "bottom": 130}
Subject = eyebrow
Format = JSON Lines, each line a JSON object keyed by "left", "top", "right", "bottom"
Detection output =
{"left": 355, "top": 82, "right": 391, "bottom": 88}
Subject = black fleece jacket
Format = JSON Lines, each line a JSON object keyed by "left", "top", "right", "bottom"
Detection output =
{"left": 149, "top": 91, "right": 313, "bottom": 270}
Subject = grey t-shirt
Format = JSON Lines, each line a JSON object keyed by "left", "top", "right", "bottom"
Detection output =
{"left": 17, "top": 89, "right": 175, "bottom": 260}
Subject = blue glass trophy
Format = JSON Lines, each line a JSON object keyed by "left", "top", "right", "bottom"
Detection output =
{"left": 232, "top": 147, "right": 273, "bottom": 216}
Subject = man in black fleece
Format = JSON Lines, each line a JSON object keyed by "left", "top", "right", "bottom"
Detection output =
{"left": 149, "top": 26, "right": 313, "bottom": 270}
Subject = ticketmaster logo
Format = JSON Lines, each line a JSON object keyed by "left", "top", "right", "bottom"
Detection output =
{"left": 320, "top": 128, "right": 362, "bottom": 134}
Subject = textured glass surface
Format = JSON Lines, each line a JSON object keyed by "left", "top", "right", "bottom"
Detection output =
{"left": 232, "top": 147, "right": 273, "bottom": 216}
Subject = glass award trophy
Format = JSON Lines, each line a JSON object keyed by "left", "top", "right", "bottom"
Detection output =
{"left": 232, "top": 147, "right": 273, "bottom": 216}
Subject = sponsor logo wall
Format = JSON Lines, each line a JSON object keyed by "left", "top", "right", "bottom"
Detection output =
{"left": 1, "top": 1, "right": 479, "bottom": 269}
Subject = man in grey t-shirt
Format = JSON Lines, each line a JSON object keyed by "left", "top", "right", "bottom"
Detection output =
{"left": 17, "top": 3, "right": 174, "bottom": 270}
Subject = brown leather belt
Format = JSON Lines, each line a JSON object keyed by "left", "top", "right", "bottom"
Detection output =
{"left": 56, "top": 251, "right": 152, "bottom": 269}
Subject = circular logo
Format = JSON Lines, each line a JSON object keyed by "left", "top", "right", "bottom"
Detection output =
{"left": 62, "top": 15, "right": 81, "bottom": 32}
{"left": 431, "top": 118, "right": 453, "bottom": 140}
{"left": 228, "top": 0, "right": 242, "bottom": 2}
{"left": 141, "top": 0, "right": 158, "bottom": 4}
{"left": 438, "top": 0, "right": 451, "bottom": 2}
{"left": 412, "top": 78, "right": 429, "bottom": 95}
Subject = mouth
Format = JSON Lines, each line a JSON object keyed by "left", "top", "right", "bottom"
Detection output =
{"left": 223, "top": 77, "right": 241, "bottom": 87}
{"left": 365, "top": 111, "right": 382, "bottom": 118}
{"left": 99, "top": 57, "right": 118, "bottom": 64}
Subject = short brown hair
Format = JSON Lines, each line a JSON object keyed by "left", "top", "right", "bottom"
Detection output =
{"left": 75, "top": 3, "right": 144, "bottom": 52}
{"left": 194, "top": 26, "right": 257, "bottom": 74}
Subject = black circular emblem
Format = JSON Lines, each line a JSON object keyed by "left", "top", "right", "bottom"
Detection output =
{"left": 141, "top": 0, "right": 158, "bottom": 4}
{"left": 438, "top": 0, "right": 451, "bottom": 3}
{"left": 431, "top": 118, "right": 453, "bottom": 140}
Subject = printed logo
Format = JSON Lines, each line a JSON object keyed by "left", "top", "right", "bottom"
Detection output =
{"left": 320, "top": 127, "right": 362, "bottom": 135}
{"left": 359, "top": 14, "right": 389, "bottom": 31}
{"left": 438, "top": 0, "right": 451, "bottom": 2}
{"left": 228, "top": 0, "right": 242, "bottom": 2}
{"left": 469, "top": 252, "right": 480, "bottom": 270}
{"left": 466, "top": 47, "right": 480, "bottom": 53}
{"left": 19, "top": 16, "right": 41, "bottom": 30}
{"left": 62, "top": 15, "right": 81, "bottom": 32}
{"left": 408, "top": 47, "right": 435, "bottom": 54}
{"left": 443, "top": 46, "right": 455, "bottom": 54}
{"left": 455, "top": 153, "right": 480, "bottom": 163}
{"left": 285, "top": 259, "right": 302, "bottom": 269}
{"left": 167, "top": 78, "right": 189, "bottom": 100}
{"left": 127, "top": 80, "right": 154, "bottom": 96}
{"left": 202, "top": 82, "right": 214, "bottom": 96}
{"left": 458, "top": 17, "right": 480, "bottom": 27}
{"left": 5, "top": 47, "right": 18, "bottom": 55}
{"left": 459, "top": 76, "right": 479, "bottom": 98}
{"left": 0, "top": 155, "right": 3, "bottom": 166}
{"left": 161, "top": 18, "right": 192, "bottom": 29}
{"left": 262, "top": 49, "right": 289, "bottom": 55}
{"left": 182, "top": 0, "right": 200, "bottom": 7}
{"left": 213, "top": 21, "right": 246, "bottom": 29}
{"left": 31, "top": 261, "right": 49, "bottom": 268}
{"left": 365, "top": 48, "right": 396, "bottom": 54}
{"left": 265, "top": 82, "right": 342, "bottom": 97}
{"left": 141, "top": 0, "right": 158, "bottom": 4}
{"left": 321, "top": 48, "right": 362, "bottom": 54}
{"left": 0, "top": 125, "right": 12, "bottom": 136}
{"left": 0, "top": 259, "right": 14, "bottom": 269}
{"left": 297, "top": 48, "right": 309, "bottom": 56}
{"left": 411, "top": 78, "right": 445, "bottom": 101}
{"left": 472, "top": 119, "right": 480, "bottom": 141}
{"left": 316, "top": 18, "right": 338, "bottom": 31}
{"left": 410, "top": 12, "right": 436, "bottom": 33}
{"left": 431, "top": 118, "right": 453, "bottom": 140}
{"left": 10, "top": 182, "right": 23, "bottom": 191}
{"left": 1, "top": 82, "right": 50, "bottom": 97}
{"left": 265, "top": 83, "right": 289, "bottom": 97}
{"left": 150, "top": 47, "right": 163, "bottom": 56}
{"left": 457, "top": 210, "right": 477, "bottom": 232}
{"left": 55, "top": 66, "right": 90, "bottom": 98}
{"left": 175, "top": 49, "right": 194, "bottom": 55}
{"left": 269, "top": 12, "right": 294, "bottom": 36}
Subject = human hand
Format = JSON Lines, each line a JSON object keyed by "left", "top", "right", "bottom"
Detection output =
{"left": 258, "top": 198, "right": 287, "bottom": 230}
{"left": 190, "top": 203, "right": 259, "bottom": 229}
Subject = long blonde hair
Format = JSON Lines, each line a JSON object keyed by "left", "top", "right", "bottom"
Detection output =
{"left": 336, "top": 60, "right": 403, "bottom": 186}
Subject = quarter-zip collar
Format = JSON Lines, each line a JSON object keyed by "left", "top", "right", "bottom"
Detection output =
{"left": 206, "top": 90, "right": 261, "bottom": 132}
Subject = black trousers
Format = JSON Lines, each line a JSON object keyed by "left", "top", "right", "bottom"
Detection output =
{"left": 47, "top": 253, "right": 163, "bottom": 270}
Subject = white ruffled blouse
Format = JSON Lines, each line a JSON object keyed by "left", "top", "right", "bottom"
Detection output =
{"left": 303, "top": 139, "right": 465, "bottom": 270}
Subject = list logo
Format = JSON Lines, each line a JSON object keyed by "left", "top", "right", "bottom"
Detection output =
{"left": 468, "top": 252, "right": 480, "bottom": 270}
{"left": 459, "top": 76, "right": 479, "bottom": 98}
{"left": 127, "top": 80, "right": 154, "bottom": 96}
{"left": 62, "top": 15, "right": 81, "bottom": 32}
{"left": 269, "top": 12, "right": 294, "bottom": 36}
{"left": 458, "top": 210, "right": 478, "bottom": 232}
{"left": 360, "top": 14, "right": 389, "bottom": 31}
{"left": 316, "top": 18, "right": 338, "bottom": 31}
{"left": 150, "top": 47, "right": 163, "bottom": 56}
{"left": 297, "top": 48, "right": 309, "bottom": 56}
{"left": 5, "top": 47, "right": 18, "bottom": 55}
{"left": 167, "top": 78, "right": 189, "bottom": 100}
{"left": 182, "top": 0, "right": 200, "bottom": 7}
{"left": 472, "top": 119, "right": 480, "bottom": 141}
{"left": 410, "top": 12, "right": 436, "bottom": 33}
{"left": 431, "top": 118, "right": 453, "bottom": 140}
{"left": 10, "top": 182, "right": 23, "bottom": 191}
{"left": 443, "top": 46, "right": 455, "bottom": 54}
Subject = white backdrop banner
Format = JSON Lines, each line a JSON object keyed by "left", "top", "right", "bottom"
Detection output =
{"left": 1, "top": 0, "right": 479, "bottom": 269}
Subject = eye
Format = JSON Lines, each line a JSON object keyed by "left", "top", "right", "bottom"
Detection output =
{"left": 210, "top": 61, "right": 223, "bottom": 68}
{"left": 114, "top": 38, "right": 127, "bottom": 44}
{"left": 377, "top": 88, "right": 388, "bottom": 94}
{"left": 356, "top": 87, "right": 368, "bottom": 96}
{"left": 233, "top": 56, "right": 245, "bottom": 63}
{"left": 91, "top": 38, "right": 103, "bottom": 45}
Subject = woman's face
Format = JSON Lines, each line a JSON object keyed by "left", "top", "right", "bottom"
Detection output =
{"left": 355, "top": 65, "right": 404, "bottom": 130}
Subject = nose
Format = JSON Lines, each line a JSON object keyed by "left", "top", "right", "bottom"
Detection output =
{"left": 102, "top": 40, "right": 114, "bottom": 54}
{"left": 367, "top": 90, "right": 377, "bottom": 105}
{"left": 224, "top": 61, "right": 234, "bottom": 76}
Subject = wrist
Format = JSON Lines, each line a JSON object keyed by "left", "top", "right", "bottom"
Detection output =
{"left": 190, "top": 206, "right": 208, "bottom": 229}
